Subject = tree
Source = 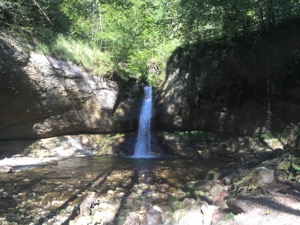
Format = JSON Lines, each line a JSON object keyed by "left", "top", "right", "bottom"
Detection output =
{"left": 2, "top": 0, "right": 298, "bottom": 85}
{"left": 177, "top": 0, "right": 300, "bottom": 43}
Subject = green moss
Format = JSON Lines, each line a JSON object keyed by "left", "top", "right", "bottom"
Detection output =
{"left": 225, "top": 212, "right": 235, "bottom": 221}
{"left": 259, "top": 131, "right": 288, "bottom": 141}
{"left": 163, "top": 130, "right": 225, "bottom": 142}
{"left": 233, "top": 172, "right": 253, "bottom": 187}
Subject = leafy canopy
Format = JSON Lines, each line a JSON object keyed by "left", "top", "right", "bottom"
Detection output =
{"left": 1, "top": 0, "right": 299, "bottom": 86}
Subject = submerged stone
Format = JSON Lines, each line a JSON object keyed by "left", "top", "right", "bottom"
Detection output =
{"left": 146, "top": 209, "right": 163, "bottom": 225}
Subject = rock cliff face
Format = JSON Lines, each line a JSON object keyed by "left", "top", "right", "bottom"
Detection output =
{"left": 0, "top": 34, "right": 141, "bottom": 139}
{"left": 156, "top": 19, "right": 300, "bottom": 135}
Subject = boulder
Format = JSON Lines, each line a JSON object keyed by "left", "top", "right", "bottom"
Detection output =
{"left": 285, "top": 122, "right": 300, "bottom": 152}
{"left": 226, "top": 199, "right": 247, "bottom": 214}
{"left": 209, "top": 184, "right": 224, "bottom": 197}
{"left": 251, "top": 167, "right": 274, "bottom": 186}
{"left": 172, "top": 199, "right": 217, "bottom": 225}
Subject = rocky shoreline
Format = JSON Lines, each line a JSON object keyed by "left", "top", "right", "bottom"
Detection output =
{"left": 0, "top": 129, "right": 299, "bottom": 224}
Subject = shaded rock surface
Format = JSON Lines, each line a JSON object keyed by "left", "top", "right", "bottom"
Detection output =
{"left": 158, "top": 132, "right": 287, "bottom": 159}
{"left": 0, "top": 33, "right": 142, "bottom": 139}
{"left": 0, "top": 133, "right": 127, "bottom": 172}
{"left": 146, "top": 208, "right": 163, "bottom": 225}
{"left": 156, "top": 19, "right": 300, "bottom": 135}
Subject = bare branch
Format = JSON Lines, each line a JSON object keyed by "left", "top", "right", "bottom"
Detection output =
{"left": 32, "top": 0, "right": 54, "bottom": 26}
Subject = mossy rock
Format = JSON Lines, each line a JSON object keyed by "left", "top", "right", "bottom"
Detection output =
{"left": 292, "top": 156, "right": 300, "bottom": 171}
{"left": 277, "top": 159, "right": 291, "bottom": 171}
{"left": 182, "top": 181, "right": 197, "bottom": 191}
{"left": 233, "top": 172, "right": 253, "bottom": 187}
{"left": 206, "top": 168, "right": 222, "bottom": 180}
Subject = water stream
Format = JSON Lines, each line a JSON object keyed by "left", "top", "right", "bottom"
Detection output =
{"left": 132, "top": 86, "right": 153, "bottom": 158}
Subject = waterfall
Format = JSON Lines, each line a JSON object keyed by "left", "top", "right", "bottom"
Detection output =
{"left": 132, "top": 86, "right": 153, "bottom": 158}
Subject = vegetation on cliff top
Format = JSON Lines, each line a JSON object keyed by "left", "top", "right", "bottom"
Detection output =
{"left": 1, "top": 0, "right": 299, "bottom": 86}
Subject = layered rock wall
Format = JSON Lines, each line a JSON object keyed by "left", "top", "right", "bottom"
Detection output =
{"left": 0, "top": 34, "right": 141, "bottom": 139}
{"left": 156, "top": 19, "right": 300, "bottom": 135}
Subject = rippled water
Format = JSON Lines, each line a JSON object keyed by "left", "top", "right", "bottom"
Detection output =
{"left": 0, "top": 156, "right": 231, "bottom": 224}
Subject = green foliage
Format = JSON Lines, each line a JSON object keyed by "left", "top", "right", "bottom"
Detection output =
{"left": 1, "top": 0, "right": 181, "bottom": 86}
{"left": 1, "top": 0, "right": 299, "bottom": 86}
{"left": 0, "top": 0, "right": 69, "bottom": 38}
{"left": 173, "top": 130, "right": 221, "bottom": 142}
{"left": 97, "top": 0, "right": 181, "bottom": 84}
{"left": 225, "top": 212, "right": 235, "bottom": 221}
{"left": 177, "top": 0, "right": 300, "bottom": 43}
{"left": 35, "top": 35, "right": 113, "bottom": 77}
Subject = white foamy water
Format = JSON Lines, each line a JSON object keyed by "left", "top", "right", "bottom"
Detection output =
{"left": 132, "top": 86, "right": 154, "bottom": 158}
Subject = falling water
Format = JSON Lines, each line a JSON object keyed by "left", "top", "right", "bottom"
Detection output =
{"left": 132, "top": 86, "right": 153, "bottom": 158}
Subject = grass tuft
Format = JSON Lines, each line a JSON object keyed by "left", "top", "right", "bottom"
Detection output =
{"left": 35, "top": 34, "right": 113, "bottom": 77}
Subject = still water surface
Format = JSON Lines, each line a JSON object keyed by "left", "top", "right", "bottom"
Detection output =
{"left": 0, "top": 156, "right": 230, "bottom": 224}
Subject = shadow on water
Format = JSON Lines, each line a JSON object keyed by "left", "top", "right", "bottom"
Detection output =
{"left": 0, "top": 155, "right": 231, "bottom": 224}
{"left": 37, "top": 170, "right": 112, "bottom": 225}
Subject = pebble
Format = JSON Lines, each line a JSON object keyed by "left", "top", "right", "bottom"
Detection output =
{"left": 209, "top": 184, "right": 224, "bottom": 197}
{"left": 118, "top": 192, "right": 125, "bottom": 197}
{"left": 107, "top": 190, "right": 114, "bottom": 195}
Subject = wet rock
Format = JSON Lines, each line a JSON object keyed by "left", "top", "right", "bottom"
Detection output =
{"left": 285, "top": 122, "right": 300, "bottom": 151}
{"left": 107, "top": 190, "right": 114, "bottom": 195}
{"left": 146, "top": 209, "right": 163, "bottom": 225}
{"left": 195, "top": 181, "right": 213, "bottom": 192}
{"left": 169, "top": 199, "right": 183, "bottom": 211}
{"left": 209, "top": 184, "right": 224, "bottom": 197}
{"left": 198, "top": 195, "right": 213, "bottom": 204}
{"left": 91, "top": 199, "right": 121, "bottom": 224}
{"left": 183, "top": 180, "right": 213, "bottom": 196}
{"left": 277, "top": 158, "right": 291, "bottom": 171}
{"left": 183, "top": 181, "right": 197, "bottom": 190}
{"left": 276, "top": 170, "right": 289, "bottom": 182}
{"left": 79, "top": 192, "right": 96, "bottom": 216}
{"left": 206, "top": 168, "right": 222, "bottom": 180}
{"left": 0, "top": 165, "right": 13, "bottom": 173}
{"left": 194, "top": 190, "right": 209, "bottom": 200}
{"left": 172, "top": 199, "right": 217, "bottom": 225}
{"left": 172, "top": 190, "right": 187, "bottom": 201}
{"left": 173, "top": 204, "right": 204, "bottom": 225}
{"left": 212, "top": 190, "right": 230, "bottom": 204}
{"left": 252, "top": 167, "right": 274, "bottom": 186}
{"left": 217, "top": 200, "right": 229, "bottom": 210}
{"left": 123, "top": 212, "right": 140, "bottom": 225}
{"left": 222, "top": 177, "right": 232, "bottom": 185}
{"left": 73, "top": 216, "right": 91, "bottom": 225}
{"left": 226, "top": 199, "right": 247, "bottom": 214}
